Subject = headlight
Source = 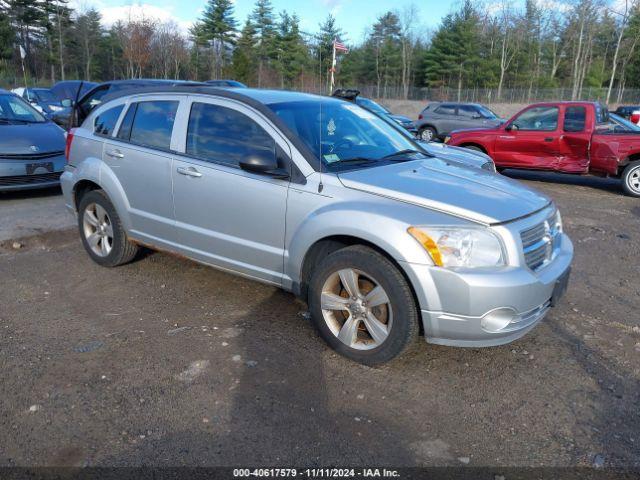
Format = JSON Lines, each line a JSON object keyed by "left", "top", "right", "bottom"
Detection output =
{"left": 481, "top": 160, "right": 496, "bottom": 172}
{"left": 408, "top": 226, "right": 506, "bottom": 268}
{"left": 444, "top": 136, "right": 451, "bottom": 144}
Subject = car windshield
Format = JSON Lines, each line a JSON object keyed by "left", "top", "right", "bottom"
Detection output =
{"left": 477, "top": 105, "right": 498, "bottom": 119}
{"left": 0, "top": 94, "right": 46, "bottom": 123}
{"left": 268, "top": 99, "right": 425, "bottom": 169}
{"left": 357, "top": 98, "right": 390, "bottom": 115}
{"left": 32, "top": 89, "right": 58, "bottom": 103}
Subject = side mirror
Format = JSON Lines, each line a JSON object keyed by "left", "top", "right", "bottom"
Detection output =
{"left": 505, "top": 124, "right": 518, "bottom": 132}
{"left": 61, "top": 99, "right": 72, "bottom": 108}
{"left": 239, "top": 151, "right": 289, "bottom": 179}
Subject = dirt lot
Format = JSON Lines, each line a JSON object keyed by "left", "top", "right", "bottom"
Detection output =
{"left": 1, "top": 171, "right": 639, "bottom": 468}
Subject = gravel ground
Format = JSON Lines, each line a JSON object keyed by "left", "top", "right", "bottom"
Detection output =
{"left": 0, "top": 172, "right": 639, "bottom": 468}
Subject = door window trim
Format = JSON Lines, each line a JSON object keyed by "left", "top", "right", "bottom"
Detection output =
{"left": 508, "top": 106, "right": 559, "bottom": 132}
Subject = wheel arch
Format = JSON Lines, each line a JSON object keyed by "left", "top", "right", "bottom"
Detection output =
{"left": 459, "top": 142, "right": 488, "bottom": 154}
{"left": 296, "top": 235, "right": 423, "bottom": 331}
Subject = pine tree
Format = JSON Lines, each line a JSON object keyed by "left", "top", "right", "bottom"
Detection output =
{"left": 251, "top": 0, "right": 277, "bottom": 86}
{"left": 316, "top": 14, "right": 343, "bottom": 91}
{"left": 199, "top": 0, "right": 237, "bottom": 79}
{"left": 232, "top": 19, "right": 257, "bottom": 85}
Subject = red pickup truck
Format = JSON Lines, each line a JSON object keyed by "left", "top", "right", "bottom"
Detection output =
{"left": 446, "top": 101, "right": 640, "bottom": 197}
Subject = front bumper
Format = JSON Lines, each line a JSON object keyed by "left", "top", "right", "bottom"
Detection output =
{"left": 400, "top": 231, "right": 573, "bottom": 347}
{"left": 0, "top": 155, "right": 65, "bottom": 192}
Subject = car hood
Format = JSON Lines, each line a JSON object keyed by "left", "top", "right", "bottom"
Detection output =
{"left": 337, "top": 158, "right": 550, "bottom": 224}
{"left": 0, "top": 122, "right": 65, "bottom": 155}
{"left": 419, "top": 141, "right": 489, "bottom": 168}
{"left": 389, "top": 114, "right": 413, "bottom": 124}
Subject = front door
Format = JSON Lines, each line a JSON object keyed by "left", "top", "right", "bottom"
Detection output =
{"left": 171, "top": 97, "right": 290, "bottom": 285}
{"left": 493, "top": 105, "right": 561, "bottom": 170}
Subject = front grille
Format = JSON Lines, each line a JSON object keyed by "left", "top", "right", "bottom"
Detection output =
{"left": 520, "top": 211, "right": 560, "bottom": 271}
{"left": 0, "top": 172, "right": 61, "bottom": 186}
{"left": 0, "top": 151, "right": 64, "bottom": 160}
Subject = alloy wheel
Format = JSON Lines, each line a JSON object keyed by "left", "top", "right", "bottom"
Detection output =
{"left": 627, "top": 166, "right": 640, "bottom": 193}
{"left": 82, "top": 203, "right": 113, "bottom": 257}
{"left": 420, "top": 128, "right": 433, "bottom": 141}
{"left": 320, "top": 268, "right": 393, "bottom": 350}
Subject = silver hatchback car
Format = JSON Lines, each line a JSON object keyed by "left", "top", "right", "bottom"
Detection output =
{"left": 61, "top": 86, "right": 573, "bottom": 365}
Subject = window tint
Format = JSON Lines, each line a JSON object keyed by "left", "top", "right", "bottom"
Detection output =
{"left": 458, "top": 105, "right": 480, "bottom": 118}
{"left": 94, "top": 105, "right": 124, "bottom": 136}
{"left": 434, "top": 104, "right": 456, "bottom": 115}
{"left": 186, "top": 102, "right": 275, "bottom": 167}
{"left": 128, "top": 101, "right": 178, "bottom": 150}
{"left": 79, "top": 85, "right": 110, "bottom": 114}
{"left": 563, "top": 106, "right": 586, "bottom": 132}
{"left": 117, "top": 104, "right": 137, "bottom": 140}
{"left": 511, "top": 106, "right": 558, "bottom": 131}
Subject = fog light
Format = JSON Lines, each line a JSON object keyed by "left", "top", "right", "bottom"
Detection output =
{"left": 481, "top": 308, "right": 517, "bottom": 332}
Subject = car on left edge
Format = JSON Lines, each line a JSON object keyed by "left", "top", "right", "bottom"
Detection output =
{"left": 0, "top": 89, "right": 66, "bottom": 192}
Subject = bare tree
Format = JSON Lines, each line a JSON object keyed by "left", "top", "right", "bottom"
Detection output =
{"left": 398, "top": 3, "right": 419, "bottom": 100}
{"left": 605, "top": 0, "right": 637, "bottom": 104}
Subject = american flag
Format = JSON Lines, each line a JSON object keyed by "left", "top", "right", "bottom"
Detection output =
{"left": 333, "top": 40, "right": 349, "bottom": 54}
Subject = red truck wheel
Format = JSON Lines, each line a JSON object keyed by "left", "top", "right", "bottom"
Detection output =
{"left": 622, "top": 161, "right": 640, "bottom": 197}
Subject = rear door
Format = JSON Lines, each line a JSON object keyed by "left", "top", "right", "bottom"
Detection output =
{"left": 102, "top": 96, "right": 180, "bottom": 243}
{"left": 556, "top": 105, "right": 590, "bottom": 173}
{"left": 171, "top": 96, "right": 290, "bottom": 285}
{"left": 493, "top": 105, "right": 561, "bottom": 169}
{"left": 432, "top": 104, "right": 459, "bottom": 135}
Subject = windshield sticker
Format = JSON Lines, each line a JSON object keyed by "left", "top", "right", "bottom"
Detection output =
{"left": 344, "top": 104, "right": 376, "bottom": 119}
{"left": 327, "top": 118, "right": 336, "bottom": 136}
{"left": 323, "top": 153, "right": 340, "bottom": 163}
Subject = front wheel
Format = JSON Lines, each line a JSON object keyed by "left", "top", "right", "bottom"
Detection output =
{"left": 308, "top": 245, "right": 420, "bottom": 365}
{"left": 622, "top": 161, "right": 640, "bottom": 197}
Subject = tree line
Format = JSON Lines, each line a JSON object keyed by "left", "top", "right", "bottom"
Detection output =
{"left": 1, "top": 0, "right": 639, "bottom": 103}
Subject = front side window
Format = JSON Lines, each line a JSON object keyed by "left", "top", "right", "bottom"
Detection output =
{"left": 128, "top": 101, "right": 179, "bottom": 150}
{"left": 563, "top": 106, "right": 586, "bottom": 132}
{"left": 269, "top": 99, "right": 422, "bottom": 170}
{"left": 458, "top": 105, "right": 480, "bottom": 118}
{"left": 186, "top": 102, "right": 275, "bottom": 167}
{"left": 94, "top": 105, "right": 124, "bottom": 137}
{"left": 0, "top": 94, "right": 46, "bottom": 123}
{"left": 511, "top": 106, "right": 558, "bottom": 131}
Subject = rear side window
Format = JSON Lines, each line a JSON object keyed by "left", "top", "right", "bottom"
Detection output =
{"left": 117, "top": 104, "right": 137, "bottom": 140}
{"left": 186, "top": 102, "right": 275, "bottom": 167}
{"left": 458, "top": 105, "right": 479, "bottom": 118}
{"left": 128, "top": 101, "right": 179, "bottom": 150}
{"left": 94, "top": 105, "right": 124, "bottom": 137}
{"left": 434, "top": 104, "right": 456, "bottom": 115}
{"left": 564, "top": 106, "right": 586, "bottom": 132}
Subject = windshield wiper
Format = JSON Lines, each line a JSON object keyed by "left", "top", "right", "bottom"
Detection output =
{"left": 334, "top": 157, "right": 379, "bottom": 165}
{"left": 381, "top": 149, "right": 428, "bottom": 160}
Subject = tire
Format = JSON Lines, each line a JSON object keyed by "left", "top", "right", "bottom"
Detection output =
{"left": 621, "top": 161, "right": 640, "bottom": 197}
{"left": 308, "top": 245, "right": 420, "bottom": 365}
{"left": 77, "top": 189, "right": 139, "bottom": 267}
{"left": 418, "top": 126, "right": 437, "bottom": 142}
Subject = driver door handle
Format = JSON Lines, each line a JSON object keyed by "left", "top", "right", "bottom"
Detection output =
{"left": 544, "top": 137, "right": 554, "bottom": 142}
{"left": 106, "top": 149, "right": 124, "bottom": 159}
{"left": 176, "top": 166, "right": 202, "bottom": 178}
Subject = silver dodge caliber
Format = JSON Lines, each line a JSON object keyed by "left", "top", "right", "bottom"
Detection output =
{"left": 61, "top": 86, "right": 573, "bottom": 365}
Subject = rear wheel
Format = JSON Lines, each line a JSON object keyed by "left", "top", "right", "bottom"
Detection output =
{"left": 622, "top": 161, "right": 640, "bottom": 197}
{"left": 308, "top": 245, "right": 420, "bottom": 365}
{"left": 78, "top": 190, "right": 139, "bottom": 267}
{"left": 418, "top": 126, "right": 437, "bottom": 142}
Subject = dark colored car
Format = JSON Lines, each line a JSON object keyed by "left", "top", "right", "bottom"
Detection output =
{"left": 415, "top": 102, "right": 503, "bottom": 142}
{"left": 12, "top": 87, "right": 66, "bottom": 116}
{"left": 331, "top": 89, "right": 417, "bottom": 135}
{"left": 205, "top": 79, "right": 247, "bottom": 88}
{"left": 0, "top": 89, "right": 66, "bottom": 191}
{"left": 51, "top": 81, "right": 98, "bottom": 104}
{"left": 52, "top": 79, "right": 205, "bottom": 129}
{"left": 613, "top": 105, "right": 640, "bottom": 120}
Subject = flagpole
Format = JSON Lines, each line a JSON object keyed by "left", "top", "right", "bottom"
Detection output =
{"left": 329, "top": 38, "right": 336, "bottom": 95}
{"left": 19, "top": 46, "right": 29, "bottom": 102}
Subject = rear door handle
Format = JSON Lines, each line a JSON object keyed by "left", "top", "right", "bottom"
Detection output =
{"left": 176, "top": 166, "right": 202, "bottom": 178}
{"left": 106, "top": 149, "right": 124, "bottom": 158}
{"left": 544, "top": 137, "right": 554, "bottom": 142}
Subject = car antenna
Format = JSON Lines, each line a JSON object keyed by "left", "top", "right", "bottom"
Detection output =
{"left": 318, "top": 45, "right": 324, "bottom": 193}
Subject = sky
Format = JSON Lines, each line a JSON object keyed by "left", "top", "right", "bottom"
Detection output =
{"left": 70, "top": 0, "right": 456, "bottom": 40}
